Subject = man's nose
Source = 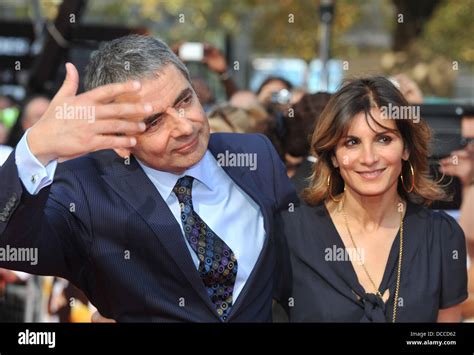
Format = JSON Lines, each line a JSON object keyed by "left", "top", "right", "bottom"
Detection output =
{"left": 166, "top": 107, "right": 193, "bottom": 136}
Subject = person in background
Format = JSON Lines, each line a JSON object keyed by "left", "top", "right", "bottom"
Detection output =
{"left": 208, "top": 103, "right": 270, "bottom": 135}
{"left": 255, "top": 77, "right": 296, "bottom": 160}
{"left": 289, "top": 87, "right": 306, "bottom": 106}
{"left": 256, "top": 76, "right": 293, "bottom": 106}
{"left": 48, "top": 277, "right": 93, "bottom": 322}
{"left": 391, "top": 73, "right": 423, "bottom": 104}
{"left": 283, "top": 92, "right": 331, "bottom": 192}
{"left": 174, "top": 42, "right": 238, "bottom": 103}
{"left": 202, "top": 43, "right": 238, "bottom": 99}
{"left": 439, "top": 115, "right": 474, "bottom": 320}
{"left": 392, "top": 73, "right": 474, "bottom": 320}
{"left": 191, "top": 77, "right": 216, "bottom": 113}
{"left": 0, "top": 95, "right": 19, "bottom": 164}
{"left": 21, "top": 95, "right": 51, "bottom": 131}
{"left": 229, "top": 90, "right": 259, "bottom": 110}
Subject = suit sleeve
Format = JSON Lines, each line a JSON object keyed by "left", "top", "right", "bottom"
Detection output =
{"left": 0, "top": 149, "right": 90, "bottom": 286}
{"left": 272, "top": 211, "right": 293, "bottom": 315}
{"left": 257, "top": 134, "right": 299, "bottom": 211}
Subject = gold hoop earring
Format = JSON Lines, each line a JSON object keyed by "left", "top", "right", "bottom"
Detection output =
{"left": 400, "top": 160, "right": 415, "bottom": 193}
{"left": 327, "top": 174, "right": 344, "bottom": 202}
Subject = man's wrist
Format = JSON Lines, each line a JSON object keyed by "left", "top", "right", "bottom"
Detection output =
{"left": 27, "top": 127, "right": 57, "bottom": 166}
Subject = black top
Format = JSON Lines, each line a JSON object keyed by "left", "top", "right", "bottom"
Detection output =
{"left": 274, "top": 202, "right": 468, "bottom": 322}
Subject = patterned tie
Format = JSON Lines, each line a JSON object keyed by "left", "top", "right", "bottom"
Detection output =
{"left": 173, "top": 175, "right": 238, "bottom": 321}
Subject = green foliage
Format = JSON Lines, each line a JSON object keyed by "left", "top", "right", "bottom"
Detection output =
{"left": 420, "top": 0, "right": 474, "bottom": 64}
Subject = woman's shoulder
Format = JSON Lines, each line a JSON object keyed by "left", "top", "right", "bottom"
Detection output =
{"left": 275, "top": 201, "right": 331, "bottom": 253}
{"left": 408, "top": 203, "right": 465, "bottom": 242}
{"left": 276, "top": 201, "right": 331, "bottom": 241}
{"left": 278, "top": 200, "right": 328, "bottom": 225}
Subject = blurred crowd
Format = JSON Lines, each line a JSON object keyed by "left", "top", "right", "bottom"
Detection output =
{"left": 0, "top": 42, "right": 473, "bottom": 322}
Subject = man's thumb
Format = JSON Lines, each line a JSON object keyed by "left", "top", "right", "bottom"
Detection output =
{"left": 56, "top": 63, "right": 79, "bottom": 99}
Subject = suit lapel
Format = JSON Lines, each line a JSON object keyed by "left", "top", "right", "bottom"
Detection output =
{"left": 94, "top": 132, "right": 275, "bottom": 320}
{"left": 208, "top": 134, "right": 273, "bottom": 318}
{"left": 95, "top": 150, "right": 217, "bottom": 316}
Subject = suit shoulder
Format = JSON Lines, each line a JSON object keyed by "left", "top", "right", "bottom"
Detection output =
{"left": 55, "top": 153, "right": 101, "bottom": 177}
{"left": 210, "top": 133, "right": 271, "bottom": 152}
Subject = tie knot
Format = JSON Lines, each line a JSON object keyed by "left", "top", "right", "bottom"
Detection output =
{"left": 173, "top": 175, "right": 194, "bottom": 204}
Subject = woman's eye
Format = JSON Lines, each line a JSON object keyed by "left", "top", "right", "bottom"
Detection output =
{"left": 345, "top": 138, "right": 357, "bottom": 147}
{"left": 378, "top": 135, "right": 392, "bottom": 143}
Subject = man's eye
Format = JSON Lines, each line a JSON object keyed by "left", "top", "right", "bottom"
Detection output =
{"left": 145, "top": 116, "right": 162, "bottom": 131}
{"left": 180, "top": 95, "right": 192, "bottom": 105}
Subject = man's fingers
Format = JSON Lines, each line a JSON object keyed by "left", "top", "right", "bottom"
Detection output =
{"left": 55, "top": 63, "right": 79, "bottom": 100}
{"left": 95, "top": 102, "right": 153, "bottom": 120}
{"left": 91, "top": 135, "right": 138, "bottom": 151}
{"left": 93, "top": 119, "right": 146, "bottom": 135}
{"left": 84, "top": 80, "right": 141, "bottom": 103}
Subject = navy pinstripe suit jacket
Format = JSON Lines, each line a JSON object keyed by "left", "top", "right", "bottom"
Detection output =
{"left": 0, "top": 133, "right": 297, "bottom": 322}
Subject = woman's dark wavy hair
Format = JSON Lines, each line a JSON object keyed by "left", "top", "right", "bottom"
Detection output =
{"left": 303, "top": 77, "right": 450, "bottom": 206}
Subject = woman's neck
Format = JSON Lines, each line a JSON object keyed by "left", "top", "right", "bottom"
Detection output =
{"left": 341, "top": 186, "right": 403, "bottom": 233}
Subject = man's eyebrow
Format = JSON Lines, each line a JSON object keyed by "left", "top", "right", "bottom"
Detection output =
{"left": 142, "top": 87, "right": 192, "bottom": 124}
{"left": 173, "top": 87, "right": 192, "bottom": 106}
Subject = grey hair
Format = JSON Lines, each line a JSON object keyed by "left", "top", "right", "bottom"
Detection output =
{"left": 84, "top": 34, "right": 190, "bottom": 90}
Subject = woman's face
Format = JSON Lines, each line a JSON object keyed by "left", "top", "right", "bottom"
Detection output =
{"left": 332, "top": 107, "right": 409, "bottom": 197}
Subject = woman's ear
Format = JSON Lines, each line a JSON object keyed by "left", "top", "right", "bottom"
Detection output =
{"left": 331, "top": 155, "right": 339, "bottom": 168}
{"left": 402, "top": 147, "right": 410, "bottom": 161}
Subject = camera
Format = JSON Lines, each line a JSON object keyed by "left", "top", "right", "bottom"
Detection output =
{"left": 270, "top": 89, "right": 292, "bottom": 105}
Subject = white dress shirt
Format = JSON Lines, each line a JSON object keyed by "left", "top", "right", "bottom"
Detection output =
{"left": 137, "top": 151, "right": 265, "bottom": 301}
{"left": 14, "top": 132, "right": 266, "bottom": 301}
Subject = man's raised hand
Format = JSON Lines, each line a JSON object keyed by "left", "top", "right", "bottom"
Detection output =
{"left": 28, "top": 63, "right": 151, "bottom": 165}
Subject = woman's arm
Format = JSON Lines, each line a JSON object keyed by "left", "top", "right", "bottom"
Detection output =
{"left": 437, "top": 304, "right": 463, "bottom": 322}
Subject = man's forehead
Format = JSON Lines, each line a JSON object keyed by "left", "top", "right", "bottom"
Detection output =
{"left": 114, "top": 67, "right": 190, "bottom": 106}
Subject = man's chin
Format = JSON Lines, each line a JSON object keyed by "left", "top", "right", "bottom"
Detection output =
{"left": 168, "top": 146, "right": 207, "bottom": 173}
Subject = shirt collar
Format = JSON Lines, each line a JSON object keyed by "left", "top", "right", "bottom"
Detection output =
{"left": 136, "top": 150, "right": 216, "bottom": 200}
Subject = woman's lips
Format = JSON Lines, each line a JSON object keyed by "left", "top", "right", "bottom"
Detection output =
{"left": 356, "top": 168, "right": 386, "bottom": 180}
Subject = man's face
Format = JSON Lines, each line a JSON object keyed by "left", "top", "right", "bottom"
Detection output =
{"left": 115, "top": 64, "right": 210, "bottom": 173}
